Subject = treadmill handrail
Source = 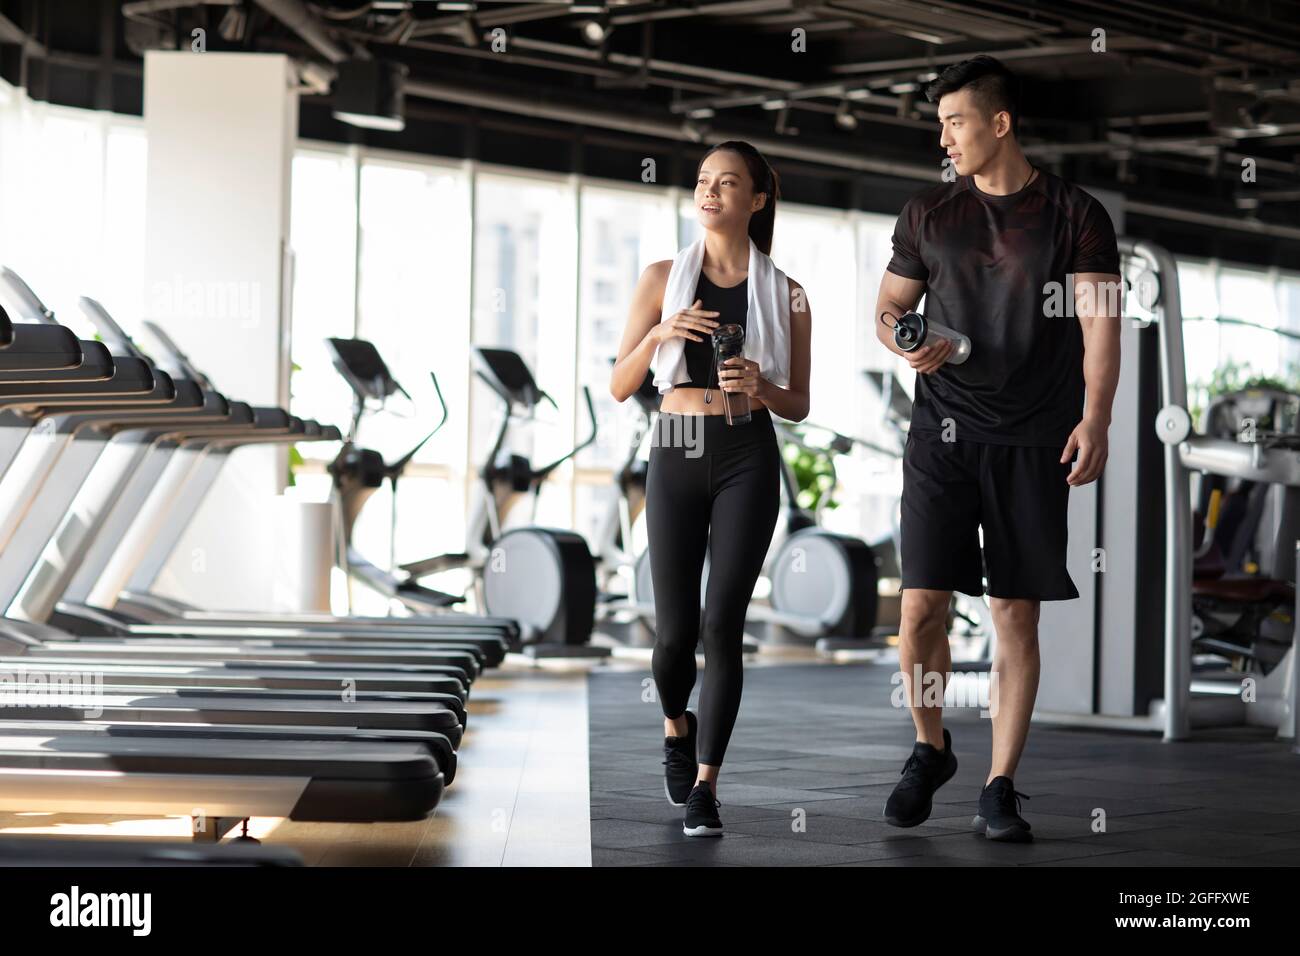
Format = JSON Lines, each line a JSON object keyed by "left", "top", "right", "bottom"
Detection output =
{"left": 0, "top": 266, "right": 56, "bottom": 324}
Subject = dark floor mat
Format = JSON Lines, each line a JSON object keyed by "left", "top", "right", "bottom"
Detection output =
{"left": 588, "top": 662, "right": 1300, "bottom": 867}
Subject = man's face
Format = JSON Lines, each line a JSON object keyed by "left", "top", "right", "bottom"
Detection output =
{"left": 937, "top": 87, "right": 1006, "bottom": 177}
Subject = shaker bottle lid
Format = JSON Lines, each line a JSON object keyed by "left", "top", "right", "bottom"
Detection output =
{"left": 881, "top": 310, "right": 927, "bottom": 352}
{"left": 713, "top": 322, "right": 745, "bottom": 345}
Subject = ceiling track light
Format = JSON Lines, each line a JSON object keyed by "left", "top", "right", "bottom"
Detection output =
{"left": 835, "top": 100, "right": 858, "bottom": 130}
{"left": 332, "top": 58, "right": 407, "bottom": 132}
{"left": 774, "top": 106, "right": 797, "bottom": 136}
{"left": 580, "top": 17, "right": 611, "bottom": 45}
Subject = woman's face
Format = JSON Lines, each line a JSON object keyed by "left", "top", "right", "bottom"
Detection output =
{"left": 694, "top": 150, "right": 765, "bottom": 234}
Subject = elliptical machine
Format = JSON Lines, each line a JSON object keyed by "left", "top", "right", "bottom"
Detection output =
{"left": 858, "top": 367, "right": 995, "bottom": 663}
{"left": 765, "top": 419, "right": 882, "bottom": 649}
{"left": 325, "top": 337, "right": 468, "bottom": 615}
{"left": 590, "top": 366, "right": 659, "bottom": 647}
{"left": 397, "top": 346, "right": 606, "bottom": 658}
{"left": 629, "top": 406, "right": 882, "bottom": 648}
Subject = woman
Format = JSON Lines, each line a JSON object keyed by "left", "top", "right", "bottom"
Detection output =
{"left": 609, "top": 141, "right": 812, "bottom": 837}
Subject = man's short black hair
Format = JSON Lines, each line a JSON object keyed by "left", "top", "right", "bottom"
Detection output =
{"left": 924, "top": 55, "right": 1021, "bottom": 137}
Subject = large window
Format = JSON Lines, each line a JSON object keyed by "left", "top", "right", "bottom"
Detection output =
{"left": 471, "top": 172, "right": 578, "bottom": 531}
{"left": 573, "top": 184, "right": 676, "bottom": 550}
{"left": 770, "top": 204, "right": 859, "bottom": 435}
{"left": 0, "top": 94, "right": 146, "bottom": 338}
{"left": 357, "top": 155, "right": 471, "bottom": 469}
{"left": 354, "top": 157, "right": 472, "bottom": 583}
{"left": 1218, "top": 265, "right": 1281, "bottom": 379}
{"left": 288, "top": 147, "right": 358, "bottom": 436}
{"left": 1279, "top": 274, "right": 1300, "bottom": 377}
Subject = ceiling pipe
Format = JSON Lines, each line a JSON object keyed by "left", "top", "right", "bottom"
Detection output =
{"left": 1126, "top": 200, "right": 1300, "bottom": 241}
{"left": 402, "top": 77, "right": 1300, "bottom": 241}
{"left": 121, "top": 0, "right": 236, "bottom": 16}
{"left": 0, "top": 12, "right": 47, "bottom": 56}
{"left": 403, "top": 76, "right": 936, "bottom": 179}
{"left": 250, "top": 0, "right": 352, "bottom": 64}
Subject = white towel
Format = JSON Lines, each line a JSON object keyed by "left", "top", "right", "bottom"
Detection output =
{"left": 650, "top": 236, "right": 791, "bottom": 395}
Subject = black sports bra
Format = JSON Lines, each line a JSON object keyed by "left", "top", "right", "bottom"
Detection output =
{"left": 678, "top": 272, "right": 748, "bottom": 389}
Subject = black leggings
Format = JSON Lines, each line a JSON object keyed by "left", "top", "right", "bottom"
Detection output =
{"left": 645, "top": 405, "right": 781, "bottom": 766}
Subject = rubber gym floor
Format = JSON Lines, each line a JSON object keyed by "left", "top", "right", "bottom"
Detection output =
{"left": 588, "top": 662, "right": 1300, "bottom": 867}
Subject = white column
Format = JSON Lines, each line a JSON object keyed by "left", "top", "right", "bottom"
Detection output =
{"left": 141, "top": 51, "right": 298, "bottom": 611}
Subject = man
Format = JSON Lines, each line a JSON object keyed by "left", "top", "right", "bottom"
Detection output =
{"left": 874, "top": 55, "right": 1122, "bottom": 842}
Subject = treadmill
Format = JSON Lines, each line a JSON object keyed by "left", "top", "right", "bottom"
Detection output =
{"left": 0, "top": 305, "right": 482, "bottom": 839}
{"left": 0, "top": 294, "right": 470, "bottom": 740}
{"left": 98, "top": 318, "right": 519, "bottom": 641}
{"left": 0, "top": 280, "right": 496, "bottom": 691}
{"left": 0, "top": 271, "right": 503, "bottom": 668}
{"left": 0, "top": 376, "right": 466, "bottom": 735}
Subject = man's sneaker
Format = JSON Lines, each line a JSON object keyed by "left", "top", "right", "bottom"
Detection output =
{"left": 972, "top": 775, "right": 1033, "bottom": 842}
{"left": 883, "top": 728, "right": 958, "bottom": 827}
{"left": 662, "top": 710, "right": 699, "bottom": 807}
{"left": 683, "top": 781, "right": 723, "bottom": 838}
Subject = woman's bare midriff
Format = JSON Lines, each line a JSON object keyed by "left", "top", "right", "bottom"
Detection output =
{"left": 659, "top": 387, "right": 768, "bottom": 416}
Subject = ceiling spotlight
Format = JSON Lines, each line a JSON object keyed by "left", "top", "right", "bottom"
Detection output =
{"left": 298, "top": 60, "right": 334, "bottom": 95}
{"left": 835, "top": 101, "right": 858, "bottom": 130}
{"left": 888, "top": 81, "right": 919, "bottom": 94}
{"left": 687, "top": 107, "right": 715, "bottom": 120}
{"left": 332, "top": 59, "right": 408, "bottom": 133}
{"left": 762, "top": 98, "right": 788, "bottom": 111}
{"left": 846, "top": 88, "right": 872, "bottom": 101}
{"left": 581, "top": 18, "right": 611, "bottom": 45}
{"left": 775, "top": 106, "right": 798, "bottom": 136}
{"left": 1240, "top": 99, "right": 1281, "bottom": 135}
{"left": 681, "top": 119, "right": 707, "bottom": 143}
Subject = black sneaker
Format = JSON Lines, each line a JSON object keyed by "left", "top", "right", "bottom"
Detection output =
{"left": 883, "top": 728, "right": 958, "bottom": 827}
{"left": 662, "top": 710, "right": 699, "bottom": 807}
{"left": 972, "top": 776, "right": 1033, "bottom": 842}
{"left": 683, "top": 781, "right": 722, "bottom": 838}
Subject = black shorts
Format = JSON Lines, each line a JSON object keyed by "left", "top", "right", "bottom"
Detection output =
{"left": 899, "top": 430, "right": 1078, "bottom": 601}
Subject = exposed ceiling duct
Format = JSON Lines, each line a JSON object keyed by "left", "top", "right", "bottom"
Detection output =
{"left": 250, "top": 0, "right": 353, "bottom": 64}
{"left": 8, "top": 0, "right": 1294, "bottom": 249}
{"left": 402, "top": 76, "right": 1300, "bottom": 242}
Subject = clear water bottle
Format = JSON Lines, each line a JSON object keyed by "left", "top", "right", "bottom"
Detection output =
{"left": 710, "top": 323, "right": 751, "bottom": 425}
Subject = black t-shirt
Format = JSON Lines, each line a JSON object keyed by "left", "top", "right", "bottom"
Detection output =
{"left": 677, "top": 272, "right": 748, "bottom": 389}
{"left": 886, "top": 169, "right": 1120, "bottom": 447}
